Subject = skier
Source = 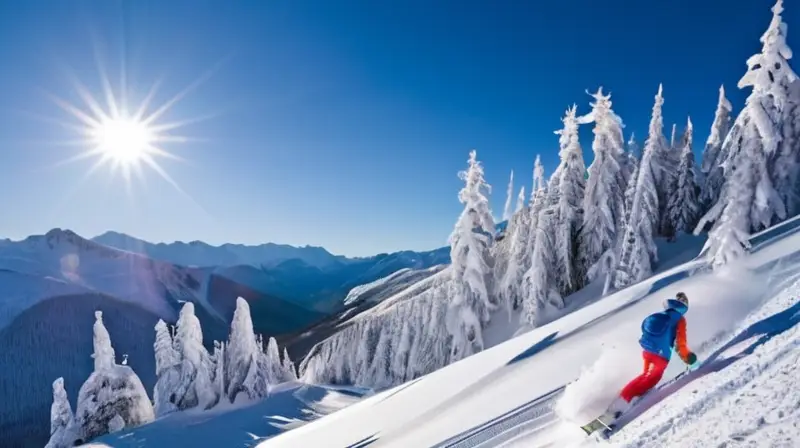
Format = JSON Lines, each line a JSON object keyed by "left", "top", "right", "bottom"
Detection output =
{"left": 594, "top": 292, "right": 698, "bottom": 428}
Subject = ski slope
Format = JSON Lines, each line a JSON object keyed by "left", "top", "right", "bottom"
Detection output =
{"left": 259, "top": 219, "right": 800, "bottom": 448}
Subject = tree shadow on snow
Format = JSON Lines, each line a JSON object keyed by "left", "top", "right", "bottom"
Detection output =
{"left": 611, "top": 298, "right": 800, "bottom": 432}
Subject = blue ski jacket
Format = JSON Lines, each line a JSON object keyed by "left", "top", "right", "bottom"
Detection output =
{"left": 639, "top": 299, "right": 691, "bottom": 361}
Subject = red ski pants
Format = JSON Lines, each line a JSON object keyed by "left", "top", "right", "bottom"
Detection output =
{"left": 620, "top": 351, "right": 668, "bottom": 402}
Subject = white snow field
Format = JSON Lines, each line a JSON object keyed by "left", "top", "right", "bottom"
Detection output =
{"left": 88, "top": 382, "right": 370, "bottom": 447}
{"left": 258, "top": 218, "right": 800, "bottom": 447}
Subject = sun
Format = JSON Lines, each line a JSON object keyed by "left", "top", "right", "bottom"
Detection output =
{"left": 38, "top": 52, "right": 223, "bottom": 193}
{"left": 91, "top": 117, "right": 155, "bottom": 164}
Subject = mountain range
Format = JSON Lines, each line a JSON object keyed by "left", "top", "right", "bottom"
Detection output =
{"left": 0, "top": 227, "right": 451, "bottom": 447}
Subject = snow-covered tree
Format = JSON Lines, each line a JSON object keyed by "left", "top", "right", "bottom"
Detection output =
{"left": 667, "top": 118, "right": 701, "bottom": 236}
{"left": 524, "top": 156, "right": 548, "bottom": 272}
{"left": 447, "top": 150, "right": 496, "bottom": 360}
{"left": 497, "top": 190, "right": 530, "bottom": 315}
{"left": 45, "top": 378, "right": 76, "bottom": 448}
{"left": 152, "top": 319, "right": 181, "bottom": 417}
{"left": 552, "top": 105, "right": 587, "bottom": 293}
{"left": 211, "top": 341, "right": 226, "bottom": 406}
{"left": 614, "top": 85, "right": 663, "bottom": 287}
{"left": 521, "top": 207, "right": 562, "bottom": 326}
{"left": 502, "top": 170, "right": 515, "bottom": 222}
{"left": 74, "top": 311, "right": 154, "bottom": 443}
{"left": 515, "top": 186, "right": 525, "bottom": 213}
{"left": 578, "top": 88, "right": 626, "bottom": 283}
{"left": 701, "top": 0, "right": 799, "bottom": 266}
{"left": 92, "top": 310, "right": 115, "bottom": 371}
{"left": 173, "top": 303, "right": 216, "bottom": 410}
{"left": 669, "top": 124, "right": 677, "bottom": 150}
{"left": 266, "top": 336, "right": 290, "bottom": 383}
{"left": 700, "top": 85, "right": 733, "bottom": 214}
{"left": 282, "top": 347, "right": 298, "bottom": 381}
{"left": 225, "top": 298, "right": 271, "bottom": 402}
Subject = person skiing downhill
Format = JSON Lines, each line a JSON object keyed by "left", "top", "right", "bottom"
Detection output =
{"left": 596, "top": 292, "right": 698, "bottom": 426}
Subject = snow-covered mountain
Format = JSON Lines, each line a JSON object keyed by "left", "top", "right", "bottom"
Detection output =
{"left": 0, "top": 229, "right": 211, "bottom": 327}
{"left": 90, "top": 208, "right": 800, "bottom": 448}
{"left": 92, "top": 231, "right": 345, "bottom": 269}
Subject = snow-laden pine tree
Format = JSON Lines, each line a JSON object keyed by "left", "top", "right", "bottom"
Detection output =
{"left": 173, "top": 303, "right": 216, "bottom": 410}
{"left": 700, "top": 0, "right": 799, "bottom": 266}
{"left": 759, "top": 0, "right": 800, "bottom": 219}
{"left": 92, "top": 310, "right": 115, "bottom": 370}
{"left": 515, "top": 186, "right": 525, "bottom": 213}
{"left": 152, "top": 319, "right": 180, "bottom": 417}
{"left": 624, "top": 132, "right": 640, "bottom": 183}
{"left": 211, "top": 341, "right": 226, "bottom": 406}
{"left": 578, "top": 88, "right": 626, "bottom": 284}
{"left": 497, "top": 186, "right": 530, "bottom": 315}
{"left": 74, "top": 311, "right": 154, "bottom": 443}
{"left": 447, "top": 150, "right": 496, "bottom": 360}
{"left": 521, "top": 206, "right": 562, "bottom": 326}
{"left": 551, "top": 105, "right": 586, "bottom": 294}
{"left": 667, "top": 118, "right": 701, "bottom": 236}
{"left": 614, "top": 85, "right": 663, "bottom": 288}
{"left": 669, "top": 124, "right": 677, "bottom": 150}
{"left": 45, "top": 378, "right": 76, "bottom": 448}
{"left": 282, "top": 347, "right": 298, "bottom": 381}
{"left": 523, "top": 156, "right": 547, "bottom": 273}
{"left": 503, "top": 170, "right": 515, "bottom": 222}
{"left": 266, "top": 336, "right": 288, "bottom": 383}
{"left": 226, "top": 298, "right": 271, "bottom": 401}
{"left": 700, "top": 85, "right": 733, "bottom": 215}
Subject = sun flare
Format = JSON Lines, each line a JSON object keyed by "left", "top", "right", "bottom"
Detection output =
{"left": 39, "top": 53, "right": 220, "bottom": 194}
{"left": 91, "top": 118, "right": 154, "bottom": 164}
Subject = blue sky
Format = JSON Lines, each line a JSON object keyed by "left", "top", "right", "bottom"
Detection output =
{"left": 0, "top": 0, "right": 794, "bottom": 257}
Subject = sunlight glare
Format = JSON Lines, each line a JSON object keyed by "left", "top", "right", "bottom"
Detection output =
{"left": 92, "top": 118, "right": 154, "bottom": 164}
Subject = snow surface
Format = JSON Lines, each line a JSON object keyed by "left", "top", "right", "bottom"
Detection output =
{"left": 88, "top": 382, "right": 368, "bottom": 447}
{"left": 257, "top": 217, "right": 800, "bottom": 447}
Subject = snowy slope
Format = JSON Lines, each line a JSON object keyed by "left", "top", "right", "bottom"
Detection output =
{"left": 258, "top": 219, "right": 800, "bottom": 447}
{"left": 89, "top": 382, "right": 370, "bottom": 448}
{"left": 343, "top": 265, "right": 447, "bottom": 307}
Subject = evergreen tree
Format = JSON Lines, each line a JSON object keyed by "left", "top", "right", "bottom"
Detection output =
{"left": 552, "top": 105, "right": 587, "bottom": 293}
{"left": 515, "top": 186, "right": 525, "bottom": 213}
{"left": 92, "top": 310, "right": 115, "bottom": 371}
{"left": 667, "top": 118, "right": 701, "bottom": 236}
{"left": 45, "top": 378, "right": 76, "bottom": 448}
{"left": 212, "top": 341, "right": 226, "bottom": 407}
{"left": 225, "top": 298, "right": 270, "bottom": 402}
{"left": 174, "top": 303, "right": 216, "bottom": 410}
{"left": 578, "top": 88, "right": 626, "bottom": 283}
{"left": 74, "top": 312, "right": 154, "bottom": 443}
{"left": 152, "top": 320, "right": 180, "bottom": 417}
{"left": 614, "top": 85, "right": 663, "bottom": 288}
{"left": 701, "top": 0, "right": 799, "bottom": 265}
{"left": 521, "top": 207, "right": 561, "bottom": 326}
{"left": 502, "top": 170, "right": 515, "bottom": 222}
{"left": 524, "top": 156, "right": 548, "bottom": 273}
{"left": 282, "top": 347, "right": 298, "bottom": 381}
{"left": 497, "top": 189, "right": 530, "bottom": 315}
{"left": 700, "top": 85, "right": 733, "bottom": 215}
{"left": 447, "top": 150, "right": 496, "bottom": 360}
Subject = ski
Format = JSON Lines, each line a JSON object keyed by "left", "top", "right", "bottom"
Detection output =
{"left": 578, "top": 362, "right": 701, "bottom": 438}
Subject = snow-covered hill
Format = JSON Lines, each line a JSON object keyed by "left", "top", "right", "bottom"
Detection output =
{"left": 343, "top": 265, "right": 448, "bottom": 307}
{"left": 256, "top": 215, "right": 800, "bottom": 447}
{"left": 80, "top": 218, "right": 800, "bottom": 448}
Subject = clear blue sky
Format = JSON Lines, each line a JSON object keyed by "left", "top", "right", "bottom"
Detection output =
{"left": 0, "top": 0, "right": 794, "bottom": 256}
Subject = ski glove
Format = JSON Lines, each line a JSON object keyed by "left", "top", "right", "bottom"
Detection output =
{"left": 685, "top": 352, "right": 697, "bottom": 365}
